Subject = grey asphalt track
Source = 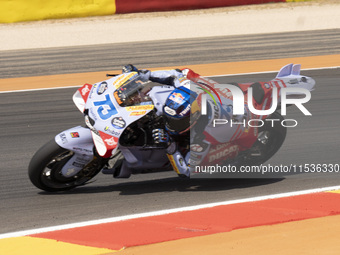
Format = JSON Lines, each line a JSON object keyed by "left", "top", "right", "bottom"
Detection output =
{"left": 1, "top": 29, "right": 340, "bottom": 78}
{"left": 0, "top": 29, "right": 339, "bottom": 235}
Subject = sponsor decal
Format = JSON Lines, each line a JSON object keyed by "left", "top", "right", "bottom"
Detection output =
{"left": 104, "top": 137, "right": 118, "bottom": 146}
{"left": 129, "top": 111, "right": 147, "bottom": 116}
{"left": 81, "top": 84, "right": 90, "bottom": 96}
{"left": 93, "top": 94, "right": 118, "bottom": 120}
{"left": 113, "top": 73, "right": 136, "bottom": 89}
{"left": 72, "top": 147, "right": 93, "bottom": 153}
{"left": 179, "top": 104, "right": 191, "bottom": 116}
{"left": 59, "top": 133, "right": 67, "bottom": 144}
{"left": 99, "top": 131, "right": 119, "bottom": 151}
{"left": 113, "top": 91, "right": 123, "bottom": 105}
{"left": 169, "top": 92, "right": 185, "bottom": 104}
{"left": 70, "top": 132, "right": 80, "bottom": 138}
{"left": 79, "top": 83, "right": 93, "bottom": 102}
{"left": 164, "top": 106, "right": 176, "bottom": 116}
{"left": 104, "top": 126, "right": 121, "bottom": 137}
{"left": 208, "top": 144, "right": 238, "bottom": 163}
{"left": 125, "top": 105, "right": 154, "bottom": 111}
{"left": 97, "top": 82, "right": 108, "bottom": 95}
{"left": 111, "top": 117, "right": 126, "bottom": 129}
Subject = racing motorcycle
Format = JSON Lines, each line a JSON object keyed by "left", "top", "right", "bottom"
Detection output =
{"left": 28, "top": 64, "right": 315, "bottom": 191}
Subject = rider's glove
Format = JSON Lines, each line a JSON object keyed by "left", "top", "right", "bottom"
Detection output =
{"left": 152, "top": 129, "right": 171, "bottom": 145}
{"left": 122, "top": 64, "right": 139, "bottom": 73}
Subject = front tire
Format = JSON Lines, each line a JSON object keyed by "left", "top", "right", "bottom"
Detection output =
{"left": 28, "top": 139, "right": 105, "bottom": 192}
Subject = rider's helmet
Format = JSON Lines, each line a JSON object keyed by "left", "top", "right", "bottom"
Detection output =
{"left": 122, "top": 64, "right": 138, "bottom": 73}
{"left": 163, "top": 86, "right": 200, "bottom": 134}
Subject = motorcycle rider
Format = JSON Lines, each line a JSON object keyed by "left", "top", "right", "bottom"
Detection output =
{"left": 121, "top": 64, "right": 264, "bottom": 177}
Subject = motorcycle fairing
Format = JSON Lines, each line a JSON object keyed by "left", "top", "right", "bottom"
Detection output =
{"left": 55, "top": 126, "right": 94, "bottom": 154}
{"left": 74, "top": 72, "right": 156, "bottom": 157}
{"left": 274, "top": 63, "right": 315, "bottom": 94}
{"left": 91, "top": 130, "right": 119, "bottom": 158}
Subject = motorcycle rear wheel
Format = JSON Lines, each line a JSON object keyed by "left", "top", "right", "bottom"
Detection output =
{"left": 28, "top": 139, "right": 105, "bottom": 192}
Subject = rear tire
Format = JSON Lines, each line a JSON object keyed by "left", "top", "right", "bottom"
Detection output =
{"left": 28, "top": 139, "right": 104, "bottom": 192}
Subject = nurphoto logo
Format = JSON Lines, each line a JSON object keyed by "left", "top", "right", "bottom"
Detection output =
{"left": 200, "top": 86, "right": 312, "bottom": 128}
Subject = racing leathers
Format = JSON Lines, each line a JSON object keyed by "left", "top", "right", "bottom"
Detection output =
{"left": 137, "top": 68, "right": 251, "bottom": 177}
{"left": 132, "top": 66, "right": 271, "bottom": 177}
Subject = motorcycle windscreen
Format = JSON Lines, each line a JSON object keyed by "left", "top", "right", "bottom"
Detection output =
{"left": 114, "top": 77, "right": 153, "bottom": 107}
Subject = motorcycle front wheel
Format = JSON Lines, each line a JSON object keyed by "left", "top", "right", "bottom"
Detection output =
{"left": 28, "top": 139, "right": 105, "bottom": 192}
